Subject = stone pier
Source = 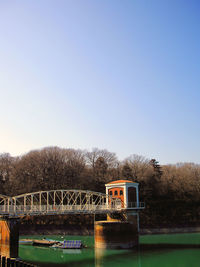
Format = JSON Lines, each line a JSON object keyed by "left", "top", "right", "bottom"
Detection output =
{"left": 94, "top": 218, "right": 138, "bottom": 249}
{"left": 0, "top": 216, "right": 20, "bottom": 258}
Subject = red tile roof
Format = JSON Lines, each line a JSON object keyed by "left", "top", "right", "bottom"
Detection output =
{"left": 107, "top": 179, "right": 135, "bottom": 184}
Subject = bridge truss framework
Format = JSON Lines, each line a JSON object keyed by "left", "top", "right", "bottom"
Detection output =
{"left": 0, "top": 190, "right": 144, "bottom": 216}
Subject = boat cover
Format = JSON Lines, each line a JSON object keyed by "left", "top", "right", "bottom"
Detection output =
{"left": 63, "top": 240, "right": 82, "bottom": 248}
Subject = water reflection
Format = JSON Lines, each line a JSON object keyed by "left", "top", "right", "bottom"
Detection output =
{"left": 95, "top": 246, "right": 200, "bottom": 267}
{"left": 62, "top": 249, "right": 82, "bottom": 254}
{"left": 95, "top": 247, "right": 141, "bottom": 267}
{"left": 95, "top": 248, "right": 104, "bottom": 267}
{"left": 19, "top": 234, "right": 200, "bottom": 267}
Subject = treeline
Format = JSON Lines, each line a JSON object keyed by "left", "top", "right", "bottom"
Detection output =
{"left": 0, "top": 147, "right": 200, "bottom": 227}
{"left": 0, "top": 146, "right": 200, "bottom": 201}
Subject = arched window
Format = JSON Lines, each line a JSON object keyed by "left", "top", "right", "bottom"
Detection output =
{"left": 114, "top": 190, "right": 118, "bottom": 196}
{"left": 109, "top": 191, "right": 113, "bottom": 196}
{"left": 120, "top": 190, "right": 123, "bottom": 196}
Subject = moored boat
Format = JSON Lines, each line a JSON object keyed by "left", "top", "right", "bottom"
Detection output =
{"left": 32, "top": 239, "right": 59, "bottom": 246}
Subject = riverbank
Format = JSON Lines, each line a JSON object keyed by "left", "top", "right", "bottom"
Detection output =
{"left": 19, "top": 225, "right": 200, "bottom": 236}
{"left": 19, "top": 225, "right": 94, "bottom": 236}
{"left": 140, "top": 226, "right": 200, "bottom": 235}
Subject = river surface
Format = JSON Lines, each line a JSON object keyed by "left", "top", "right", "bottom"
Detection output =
{"left": 19, "top": 233, "right": 200, "bottom": 267}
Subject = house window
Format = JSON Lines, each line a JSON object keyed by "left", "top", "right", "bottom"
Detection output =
{"left": 109, "top": 191, "right": 113, "bottom": 196}
{"left": 120, "top": 190, "right": 123, "bottom": 196}
{"left": 114, "top": 190, "right": 118, "bottom": 196}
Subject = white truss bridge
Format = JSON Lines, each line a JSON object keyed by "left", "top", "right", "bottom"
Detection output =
{"left": 0, "top": 190, "right": 144, "bottom": 216}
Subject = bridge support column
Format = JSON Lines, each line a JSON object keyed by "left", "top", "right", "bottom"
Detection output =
{"left": 0, "top": 216, "right": 20, "bottom": 258}
{"left": 95, "top": 211, "right": 139, "bottom": 249}
{"left": 94, "top": 219, "right": 138, "bottom": 249}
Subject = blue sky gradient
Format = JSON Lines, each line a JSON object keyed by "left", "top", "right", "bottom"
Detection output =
{"left": 0, "top": 0, "right": 200, "bottom": 164}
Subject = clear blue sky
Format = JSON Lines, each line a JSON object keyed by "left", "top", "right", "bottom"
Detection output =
{"left": 0, "top": 0, "right": 200, "bottom": 164}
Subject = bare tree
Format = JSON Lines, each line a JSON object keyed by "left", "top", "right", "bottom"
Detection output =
{"left": 122, "top": 154, "right": 152, "bottom": 182}
{"left": 0, "top": 153, "right": 13, "bottom": 182}
{"left": 85, "top": 148, "right": 117, "bottom": 169}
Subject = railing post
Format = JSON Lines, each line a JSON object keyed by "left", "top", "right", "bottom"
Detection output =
{"left": 7, "top": 198, "right": 10, "bottom": 213}
{"left": 53, "top": 191, "right": 56, "bottom": 212}
{"left": 13, "top": 198, "right": 16, "bottom": 214}
{"left": 47, "top": 192, "right": 49, "bottom": 213}
{"left": 39, "top": 193, "right": 41, "bottom": 213}
{"left": 80, "top": 192, "right": 82, "bottom": 211}
{"left": 67, "top": 192, "right": 69, "bottom": 210}
{"left": 61, "top": 191, "right": 63, "bottom": 211}
{"left": 31, "top": 195, "right": 33, "bottom": 213}
{"left": 24, "top": 196, "right": 26, "bottom": 213}
{"left": 136, "top": 185, "right": 139, "bottom": 208}
{"left": 3, "top": 199, "right": 6, "bottom": 212}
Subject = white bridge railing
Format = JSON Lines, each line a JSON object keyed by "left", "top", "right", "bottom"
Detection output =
{"left": 0, "top": 202, "right": 145, "bottom": 215}
{"left": 0, "top": 204, "right": 122, "bottom": 215}
{"left": 127, "top": 202, "right": 145, "bottom": 209}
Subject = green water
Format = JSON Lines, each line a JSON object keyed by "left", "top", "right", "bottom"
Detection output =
{"left": 19, "top": 233, "right": 200, "bottom": 267}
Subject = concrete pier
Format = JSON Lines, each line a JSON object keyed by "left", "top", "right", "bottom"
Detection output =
{"left": 94, "top": 220, "right": 138, "bottom": 249}
{"left": 0, "top": 216, "right": 20, "bottom": 258}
